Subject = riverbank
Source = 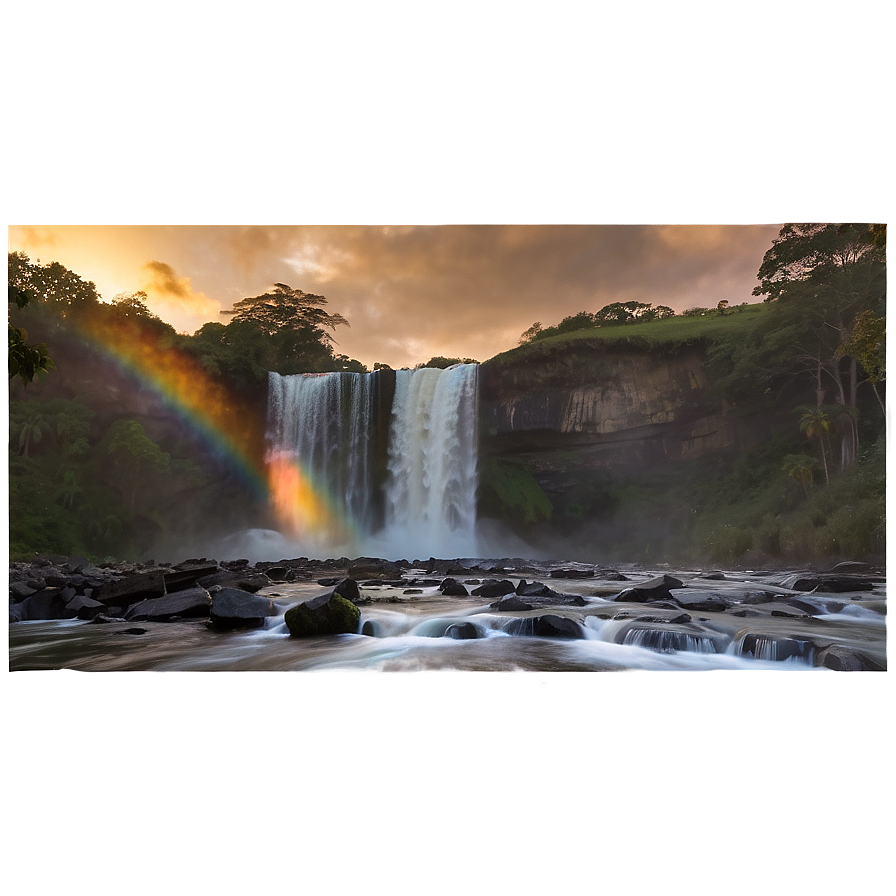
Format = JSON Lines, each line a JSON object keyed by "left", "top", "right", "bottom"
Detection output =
{"left": 9, "top": 554, "right": 886, "bottom": 671}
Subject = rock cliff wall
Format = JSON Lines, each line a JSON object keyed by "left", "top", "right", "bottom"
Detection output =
{"left": 477, "top": 338, "right": 778, "bottom": 515}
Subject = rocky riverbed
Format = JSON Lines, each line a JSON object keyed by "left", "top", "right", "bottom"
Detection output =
{"left": 8, "top": 554, "right": 886, "bottom": 671}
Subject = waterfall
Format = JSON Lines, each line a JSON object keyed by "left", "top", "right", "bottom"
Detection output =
{"left": 382, "top": 365, "right": 479, "bottom": 559}
{"left": 266, "top": 364, "right": 479, "bottom": 559}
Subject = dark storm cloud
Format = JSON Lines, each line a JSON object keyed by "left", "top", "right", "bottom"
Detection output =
{"left": 143, "top": 260, "right": 190, "bottom": 297}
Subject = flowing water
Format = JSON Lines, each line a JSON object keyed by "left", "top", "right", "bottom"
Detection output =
{"left": 266, "top": 364, "right": 479, "bottom": 559}
{"left": 9, "top": 569, "right": 886, "bottom": 672}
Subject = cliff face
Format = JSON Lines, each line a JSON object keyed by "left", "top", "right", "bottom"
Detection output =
{"left": 477, "top": 339, "right": 774, "bottom": 517}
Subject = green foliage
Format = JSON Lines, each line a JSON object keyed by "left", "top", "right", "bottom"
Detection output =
{"left": 836, "top": 308, "right": 885, "bottom": 383}
{"left": 9, "top": 251, "right": 100, "bottom": 316}
{"left": 703, "top": 524, "right": 754, "bottom": 562}
{"left": 491, "top": 304, "right": 770, "bottom": 370}
{"left": 420, "top": 356, "right": 479, "bottom": 369}
{"left": 478, "top": 458, "right": 552, "bottom": 524}
{"left": 8, "top": 323, "right": 55, "bottom": 385}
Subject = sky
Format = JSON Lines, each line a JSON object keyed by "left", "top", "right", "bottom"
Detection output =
{"left": 5, "top": 5, "right": 887, "bottom": 374}
{"left": 7, "top": 224, "right": 783, "bottom": 369}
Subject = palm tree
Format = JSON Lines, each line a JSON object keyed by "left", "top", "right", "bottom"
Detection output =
{"left": 781, "top": 454, "right": 818, "bottom": 498}
{"left": 53, "top": 469, "right": 85, "bottom": 509}
{"left": 18, "top": 412, "right": 50, "bottom": 458}
{"left": 797, "top": 406, "right": 831, "bottom": 484}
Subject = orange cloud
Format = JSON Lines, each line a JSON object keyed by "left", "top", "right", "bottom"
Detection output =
{"left": 139, "top": 259, "right": 222, "bottom": 334}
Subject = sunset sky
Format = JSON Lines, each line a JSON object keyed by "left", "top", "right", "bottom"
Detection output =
{"left": 7, "top": 224, "right": 782, "bottom": 369}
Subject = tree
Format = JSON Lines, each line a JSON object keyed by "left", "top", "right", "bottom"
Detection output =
{"left": 420, "top": 356, "right": 478, "bottom": 369}
{"left": 781, "top": 454, "right": 818, "bottom": 498}
{"left": 8, "top": 254, "right": 55, "bottom": 385}
{"left": 8, "top": 251, "right": 100, "bottom": 317}
{"left": 594, "top": 301, "right": 654, "bottom": 324}
{"left": 519, "top": 322, "right": 543, "bottom": 344}
{"left": 797, "top": 406, "right": 831, "bottom": 484}
{"left": 835, "top": 309, "right": 885, "bottom": 413}
{"left": 751, "top": 223, "right": 886, "bottom": 470}
{"left": 17, "top": 409, "right": 51, "bottom": 457}
{"left": 223, "top": 283, "right": 348, "bottom": 343}
{"left": 105, "top": 419, "right": 171, "bottom": 511}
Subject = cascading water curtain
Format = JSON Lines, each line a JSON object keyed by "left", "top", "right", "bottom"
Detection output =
{"left": 267, "top": 364, "right": 479, "bottom": 559}
{"left": 267, "top": 371, "right": 376, "bottom": 550}
{"left": 382, "top": 364, "right": 479, "bottom": 559}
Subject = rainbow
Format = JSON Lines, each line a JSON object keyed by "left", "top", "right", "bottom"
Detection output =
{"left": 76, "top": 314, "right": 349, "bottom": 543}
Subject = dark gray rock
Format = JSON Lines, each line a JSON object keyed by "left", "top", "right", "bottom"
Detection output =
{"left": 197, "top": 570, "right": 270, "bottom": 593}
{"left": 439, "top": 578, "right": 469, "bottom": 596}
{"left": 264, "top": 566, "right": 290, "bottom": 582}
{"left": 331, "top": 577, "right": 361, "bottom": 603}
{"left": 814, "top": 645, "right": 882, "bottom": 672}
{"left": 778, "top": 574, "right": 874, "bottom": 593}
{"left": 17, "top": 588, "right": 71, "bottom": 621}
{"left": 9, "top": 581, "right": 37, "bottom": 602}
{"left": 125, "top": 587, "right": 212, "bottom": 621}
{"left": 67, "top": 595, "right": 106, "bottom": 620}
{"left": 491, "top": 595, "right": 534, "bottom": 611}
{"left": 163, "top": 563, "right": 221, "bottom": 593}
{"left": 516, "top": 580, "right": 561, "bottom": 598}
{"left": 549, "top": 568, "right": 594, "bottom": 579}
{"left": 445, "top": 622, "right": 482, "bottom": 640}
{"left": 471, "top": 580, "right": 516, "bottom": 598}
{"left": 348, "top": 558, "right": 403, "bottom": 579}
{"left": 505, "top": 614, "right": 585, "bottom": 639}
{"left": 740, "top": 633, "right": 814, "bottom": 662}
{"left": 613, "top": 574, "right": 684, "bottom": 603}
{"left": 669, "top": 591, "right": 730, "bottom": 612}
{"left": 209, "top": 588, "right": 277, "bottom": 630}
{"left": 94, "top": 571, "right": 166, "bottom": 607}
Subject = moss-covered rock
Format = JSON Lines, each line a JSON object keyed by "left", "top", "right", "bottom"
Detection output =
{"left": 284, "top": 591, "right": 360, "bottom": 637}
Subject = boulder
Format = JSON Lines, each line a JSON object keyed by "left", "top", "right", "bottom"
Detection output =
{"left": 740, "top": 633, "right": 814, "bottom": 663}
{"left": 64, "top": 593, "right": 105, "bottom": 620}
{"left": 439, "top": 578, "right": 470, "bottom": 596}
{"left": 491, "top": 595, "right": 534, "bottom": 611}
{"left": 16, "top": 588, "right": 72, "bottom": 621}
{"left": 197, "top": 570, "right": 271, "bottom": 593}
{"left": 209, "top": 588, "right": 278, "bottom": 630}
{"left": 613, "top": 574, "right": 684, "bottom": 603}
{"left": 471, "top": 580, "right": 516, "bottom": 598}
{"left": 94, "top": 571, "right": 166, "bottom": 607}
{"left": 445, "top": 622, "right": 482, "bottom": 640}
{"left": 284, "top": 592, "right": 360, "bottom": 637}
{"left": 516, "top": 580, "right": 560, "bottom": 598}
{"left": 505, "top": 614, "right": 585, "bottom": 639}
{"left": 549, "top": 568, "right": 595, "bottom": 579}
{"left": 331, "top": 577, "right": 361, "bottom": 603}
{"left": 9, "top": 581, "right": 38, "bottom": 602}
{"left": 348, "top": 557, "right": 403, "bottom": 579}
{"left": 264, "top": 566, "right": 291, "bottom": 583}
{"left": 124, "top": 587, "right": 212, "bottom": 621}
{"left": 65, "top": 594, "right": 106, "bottom": 619}
{"left": 163, "top": 563, "right": 221, "bottom": 593}
{"left": 778, "top": 574, "right": 874, "bottom": 593}
{"left": 669, "top": 590, "right": 730, "bottom": 613}
{"left": 814, "top": 645, "right": 882, "bottom": 672}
